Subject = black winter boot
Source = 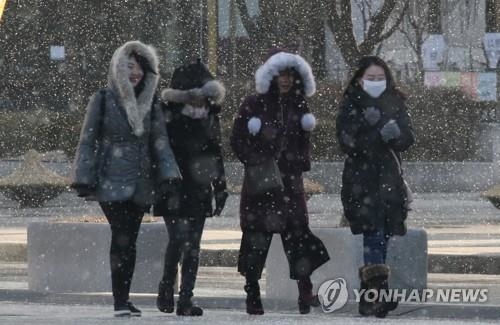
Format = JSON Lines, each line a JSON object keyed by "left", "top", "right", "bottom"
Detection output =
{"left": 297, "top": 277, "right": 320, "bottom": 314}
{"left": 358, "top": 264, "right": 391, "bottom": 317}
{"left": 175, "top": 289, "right": 203, "bottom": 316}
{"left": 176, "top": 295, "right": 203, "bottom": 316}
{"left": 244, "top": 280, "right": 264, "bottom": 315}
{"left": 156, "top": 281, "right": 175, "bottom": 313}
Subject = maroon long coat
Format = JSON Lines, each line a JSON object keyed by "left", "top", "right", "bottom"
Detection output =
{"left": 230, "top": 92, "right": 313, "bottom": 233}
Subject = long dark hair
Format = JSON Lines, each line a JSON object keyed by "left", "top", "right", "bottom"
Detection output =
{"left": 268, "top": 68, "right": 305, "bottom": 97}
{"left": 345, "top": 56, "right": 405, "bottom": 99}
{"left": 130, "top": 51, "right": 157, "bottom": 96}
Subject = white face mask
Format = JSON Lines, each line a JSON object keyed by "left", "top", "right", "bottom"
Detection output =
{"left": 362, "top": 79, "right": 387, "bottom": 98}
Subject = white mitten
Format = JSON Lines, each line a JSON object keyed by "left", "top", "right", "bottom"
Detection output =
{"left": 301, "top": 113, "right": 317, "bottom": 131}
{"left": 247, "top": 117, "right": 262, "bottom": 136}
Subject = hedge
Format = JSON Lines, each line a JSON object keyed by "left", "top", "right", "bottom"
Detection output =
{"left": 0, "top": 82, "right": 490, "bottom": 162}
{"left": 220, "top": 82, "right": 487, "bottom": 162}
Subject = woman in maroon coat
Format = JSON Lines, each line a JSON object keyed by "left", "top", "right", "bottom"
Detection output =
{"left": 231, "top": 50, "right": 330, "bottom": 315}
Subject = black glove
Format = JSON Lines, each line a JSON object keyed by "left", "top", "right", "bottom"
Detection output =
{"left": 212, "top": 178, "right": 228, "bottom": 217}
{"left": 213, "top": 190, "right": 228, "bottom": 217}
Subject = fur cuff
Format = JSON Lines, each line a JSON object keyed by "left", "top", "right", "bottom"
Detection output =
{"left": 359, "top": 264, "right": 390, "bottom": 282}
{"left": 248, "top": 117, "right": 262, "bottom": 136}
{"left": 301, "top": 113, "right": 316, "bottom": 131}
{"left": 161, "top": 80, "right": 226, "bottom": 105}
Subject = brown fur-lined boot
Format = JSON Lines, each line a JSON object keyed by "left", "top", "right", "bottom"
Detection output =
{"left": 359, "top": 264, "right": 394, "bottom": 318}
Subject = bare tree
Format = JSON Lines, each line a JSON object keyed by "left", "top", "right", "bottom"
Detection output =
{"left": 235, "top": 0, "right": 279, "bottom": 56}
{"left": 235, "top": 0, "right": 328, "bottom": 78}
{"left": 397, "top": 0, "right": 430, "bottom": 84}
{"left": 326, "top": 0, "right": 409, "bottom": 71}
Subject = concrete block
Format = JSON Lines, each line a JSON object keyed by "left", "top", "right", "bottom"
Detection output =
{"left": 28, "top": 222, "right": 174, "bottom": 293}
{"left": 266, "top": 228, "right": 427, "bottom": 301}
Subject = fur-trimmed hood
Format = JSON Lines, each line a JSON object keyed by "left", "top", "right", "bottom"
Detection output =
{"left": 255, "top": 52, "right": 316, "bottom": 97}
{"left": 108, "top": 41, "right": 159, "bottom": 137}
{"left": 161, "top": 80, "right": 226, "bottom": 105}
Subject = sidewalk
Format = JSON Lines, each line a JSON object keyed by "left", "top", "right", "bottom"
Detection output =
{"left": 0, "top": 301, "right": 497, "bottom": 324}
{"left": 1, "top": 192, "right": 500, "bottom": 322}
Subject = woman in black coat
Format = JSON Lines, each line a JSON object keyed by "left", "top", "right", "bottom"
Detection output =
{"left": 336, "top": 56, "right": 414, "bottom": 318}
{"left": 71, "top": 41, "right": 181, "bottom": 317}
{"left": 231, "top": 50, "right": 330, "bottom": 315}
{"left": 153, "top": 61, "right": 228, "bottom": 316}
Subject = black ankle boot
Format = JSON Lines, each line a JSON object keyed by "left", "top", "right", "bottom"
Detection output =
{"left": 176, "top": 298, "right": 203, "bottom": 316}
{"left": 156, "top": 283, "right": 174, "bottom": 313}
{"left": 244, "top": 280, "right": 264, "bottom": 315}
{"left": 297, "top": 277, "right": 319, "bottom": 314}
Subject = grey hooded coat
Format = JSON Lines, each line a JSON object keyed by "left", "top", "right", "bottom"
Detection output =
{"left": 71, "top": 41, "right": 181, "bottom": 207}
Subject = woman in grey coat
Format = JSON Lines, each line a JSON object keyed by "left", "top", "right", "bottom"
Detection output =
{"left": 71, "top": 41, "right": 180, "bottom": 317}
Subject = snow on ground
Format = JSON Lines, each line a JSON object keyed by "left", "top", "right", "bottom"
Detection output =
{"left": 0, "top": 302, "right": 495, "bottom": 325}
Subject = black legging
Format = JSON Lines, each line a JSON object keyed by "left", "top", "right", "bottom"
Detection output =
{"left": 159, "top": 216, "right": 206, "bottom": 301}
{"left": 100, "top": 201, "right": 144, "bottom": 305}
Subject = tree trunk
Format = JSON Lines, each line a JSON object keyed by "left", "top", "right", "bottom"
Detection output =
{"left": 328, "top": 1, "right": 407, "bottom": 72}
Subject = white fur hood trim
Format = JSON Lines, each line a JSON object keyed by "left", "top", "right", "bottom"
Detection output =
{"left": 255, "top": 52, "right": 316, "bottom": 97}
{"left": 161, "top": 80, "right": 226, "bottom": 105}
{"left": 108, "top": 41, "right": 159, "bottom": 137}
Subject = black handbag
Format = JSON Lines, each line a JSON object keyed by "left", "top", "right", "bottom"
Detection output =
{"left": 244, "top": 159, "right": 284, "bottom": 196}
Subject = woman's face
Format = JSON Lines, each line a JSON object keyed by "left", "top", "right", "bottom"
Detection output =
{"left": 128, "top": 56, "right": 144, "bottom": 87}
{"left": 277, "top": 70, "right": 294, "bottom": 94}
{"left": 359, "top": 64, "right": 386, "bottom": 86}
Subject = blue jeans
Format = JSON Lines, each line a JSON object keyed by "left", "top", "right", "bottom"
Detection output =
{"left": 363, "top": 230, "right": 389, "bottom": 265}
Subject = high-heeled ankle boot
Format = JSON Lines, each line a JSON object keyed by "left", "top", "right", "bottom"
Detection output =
{"left": 244, "top": 280, "right": 264, "bottom": 315}
{"left": 297, "top": 277, "right": 319, "bottom": 314}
